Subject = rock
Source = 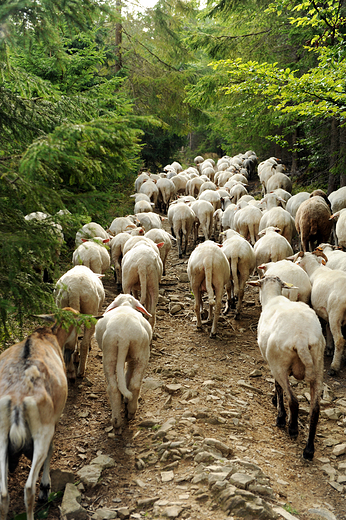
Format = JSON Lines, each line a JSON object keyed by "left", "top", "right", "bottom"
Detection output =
{"left": 203, "top": 438, "right": 231, "bottom": 456}
{"left": 161, "top": 470, "right": 175, "bottom": 482}
{"left": 92, "top": 508, "right": 118, "bottom": 519}
{"left": 169, "top": 303, "right": 183, "bottom": 314}
{"left": 164, "top": 384, "right": 182, "bottom": 393}
{"left": 237, "top": 379, "right": 263, "bottom": 394}
{"left": 77, "top": 464, "right": 103, "bottom": 487}
{"left": 137, "top": 497, "right": 160, "bottom": 507}
{"left": 117, "top": 507, "right": 130, "bottom": 519}
{"left": 194, "top": 451, "right": 218, "bottom": 463}
{"left": 322, "top": 408, "right": 342, "bottom": 420}
{"left": 138, "top": 419, "right": 158, "bottom": 428}
{"left": 273, "top": 506, "right": 299, "bottom": 519}
{"left": 249, "top": 369, "right": 262, "bottom": 377}
{"left": 320, "top": 464, "right": 337, "bottom": 478}
{"left": 142, "top": 378, "right": 163, "bottom": 391}
{"left": 229, "top": 472, "right": 255, "bottom": 489}
{"left": 332, "top": 443, "right": 346, "bottom": 456}
{"left": 59, "top": 483, "right": 88, "bottom": 520}
{"left": 329, "top": 481, "right": 344, "bottom": 492}
{"left": 308, "top": 508, "right": 337, "bottom": 520}
{"left": 153, "top": 417, "right": 176, "bottom": 439}
{"left": 50, "top": 468, "right": 75, "bottom": 493}
{"left": 179, "top": 273, "right": 189, "bottom": 283}
{"left": 90, "top": 455, "right": 115, "bottom": 469}
{"left": 163, "top": 505, "right": 183, "bottom": 518}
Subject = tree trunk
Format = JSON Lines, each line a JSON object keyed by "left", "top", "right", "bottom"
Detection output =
{"left": 327, "top": 117, "right": 339, "bottom": 195}
{"left": 291, "top": 127, "right": 298, "bottom": 174}
{"left": 340, "top": 124, "right": 346, "bottom": 187}
{"left": 115, "top": 0, "right": 122, "bottom": 73}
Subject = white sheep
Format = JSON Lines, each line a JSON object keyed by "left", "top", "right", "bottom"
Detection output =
{"left": 259, "top": 204, "right": 296, "bottom": 244}
{"left": 198, "top": 189, "right": 221, "bottom": 212}
{"left": 76, "top": 222, "right": 110, "bottom": 246}
{"left": 121, "top": 242, "right": 163, "bottom": 330}
{"left": 187, "top": 240, "right": 230, "bottom": 338}
{"left": 315, "top": 243, "right": 346, "bottom": 272}
{"left": 135, "top": 212, "right": 163, "bottom": 232}
{"left": 72, "top": 238, "right": 111, "bottom": 274}
{"left": 54, "top": 265, "right": 105, "bottom": 380}
{"left": 248, "top": 275, "right": 324, "bottom": 460}
{"left": 167, "top": 202, "right": 195, "bottom": 258}
{"left": 108, "top": 216, "right": 138, "bottom": 236}
{"left": 109, "top": 233, "right": 132, "bottom": 287}
{"left": 295, "top": 251, "right": 346, "bottom": 375}
{"left": 328, "top": 186, "right": 346, "bottom": 213}
{"left": 190, "top": 199, "right": 214, "bottom": 242}
{"left": 286, "top": 192, "right": 310, "bottom": 218}
{"left": 221, "top": 231, "right": 256, "bottom": 317}
{"left": 145, "top": 228, "right": 174, "bottom": 275}
{"left": 156, "top": 177, "right": 176, "bottom": 212}
{"left": 139, "top": 179, "right": 159, "bottom": 206}
{"left": 257, "top": 259, "right": 311, "bottom": 304}
{"left": 330, "top": 208, "right": 346, "bottom": 249}
{"left": 221, "top": 203, "right": 236, "bottom": 230}
{"left": 233, "top": 204, "right": 262, "bottom": 245}
{"left": 266, "top": 172, "right": 292, "bottom": 193}
{"left": 134, "top": 199, "right": 153, "bottom": 214}
{"left": 254, "top": 227, "right": 293, "bottom": 273}
{"left": 95, "top": 294, "right": 152, "bottom": 431}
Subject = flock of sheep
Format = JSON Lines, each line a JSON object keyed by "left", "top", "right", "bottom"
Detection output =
{"left": 2, "top": 150, "right": 346, "bottom": 518}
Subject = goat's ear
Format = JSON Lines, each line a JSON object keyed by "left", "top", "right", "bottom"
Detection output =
{"left": 247, "top": 280, "right": 261, "bottom": 287}
{"left": 135, "top": 304, "right": 152, "bottom": 317}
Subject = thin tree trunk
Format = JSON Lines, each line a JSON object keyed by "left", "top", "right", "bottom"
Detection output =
{"left": 327, "top": 117, "right": 339, "bottom": 195}
{"left": 115, "top": 0, "right": 122, "bottom": 73}
{"left": 340, "top": 125, "right": 346, "bottom": 187}
{"left": 291, "top": 127, "right": 298, "bottom": 174}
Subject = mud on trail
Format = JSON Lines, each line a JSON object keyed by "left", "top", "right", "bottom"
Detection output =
{"left": 6, "top": 220, "right": 346, "bottom": 520}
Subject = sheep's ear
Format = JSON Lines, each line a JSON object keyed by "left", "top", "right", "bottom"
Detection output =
{"left": 247, "top": 280, "right": 261, "bottom": 287}
{"left": 283, "top": 282, "right": 298, "bottom": 290}
{"left": 81, "top": 238, "right": 88, "bottom": 243}
{"left": 257, "top": 264, "right": 266, "bottom": 271}
{"left": 103, "top": 238, "right": 110, "bottom": 243}
{"left": 135, "top": 304, "right": 152, "bottom": 317}
{"left": 156, "top": 242, "right": 165, "bottom": 249}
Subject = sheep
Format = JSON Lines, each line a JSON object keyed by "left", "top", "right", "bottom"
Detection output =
{"left": 330, "top": 208, "right": 346, "bottom": 249}
{"left": 190, "top": 199, "right": 214, "bottom": 243}
{"left": 171, "top": 173, "right": 188, "bottom": 195}
{"left": 295, "top": 251, "right": 346, "bottom": 375}
{"left": 315, "top": 243, "right": 346, "bottom": 272}
{"left": 328, "top": 186, "right": 346, "bottom": 213}
{"left": 266, "top": 172, "right": 292, "bottom": 193}
{"left": 139, "top": 179, "right": 159, "bottom": 207}
{"left": 213, "top": 208, "right": 223, "bottom": 240}
{"left": 54, "top": 266, "right": 105, "bottom": 380}
{"left": 108, "top": 216, "right": 138, "bottom": 236}
{"left": 145, "top": 228, "right": 174, "bottom": 275}
{"left": 186, "top": 177, "right": 205, "bottom": 198}
{"left": 221, "top": 231, "right": 256, "bottom": 317}
{"left": 121, "top": 242, "right": 163, "bottom": 330}
{"left": 95, "top": 294, "right": 152, "bottom": 431}
{"left": 259, "top": 205, "right": 296, "bottom": 244}
{"left": 72, "top": 238, "right": 111, "bottom": 274}
{"left": 109, "top": 233, "right": 132, "bottom": 287}
{"left": 134, "top": 199, "right": 153, "bottom": 214}
{"left": 272, "top": 188, "right": 292, "bottom": 203}
{"left": 233, "top": 204, "right": 262, "bottom": 245}
{"left": 134, "top": 172, "right": 150, "bottom": 193}
{"left": 199, "top": 181, "right": 217, "bottom": 194}
{"left": 198, "top": 189, "right": 221, "bottom": 212}
{"left": 247, "top": 275, "right": 324, "bottom": 460}
{"left": 0, "top": 308, "right": 82, "bottom": 519}
{"left": 122, "top": 235, "right": 163, "bottom": 257}
{"left": 257, "top": 259, "right": 311, "bottom": 304}
{"left": 130, "top": 193, "right": 151, "bottom": 204}
{"left": 254, "top": 227, "right": 293, "bottom": 273}
{"left": 135, "top": 212, "right": 163, "bottom": 232}
{"left": 295, "top": 195, "right": 333, "bottom": 252}
{"left": 76, "top": 222, "right": 110, "bottom": 246}
{"left": 229, "top": 183, "right": 248, "bottom": 203}
{"left": 156, "top": 177, "right": 176, "bottom": 213}
{"left": 221, "top": 203, "right": 236, "bottom": 230}
{"left": 187, "top": 240, "right": 230, "bottom": 338}
{"left": 167, "top": 202, "right": 195, "bottom": 258}
{"left": 286, "top": 192, "right": 310, "bottom": 218}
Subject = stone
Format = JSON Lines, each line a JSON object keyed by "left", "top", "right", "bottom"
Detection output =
{"left": 179, "top": 273, "right": 189, "bottom": 283}
{"left": 203, "top": 438, "right": 231, "bottom": 456}
{"left": 154, "top": 417, "right": 176, "bottom": 439}
{"left": 117, "top": 508, "right": 130, "bottom": 519}
{"left": 59, "top": 483, "right": 87, "bottom": 520}
{"left": 50, "top": 468, "right": 75, "bottom": 493}
{"left": 321, "top": 464, "right": 337, "bottom": 478}
{"left": 273, "top": 506, "right": 299, "bottom": 519}
{"left": 194, "top": 451, "right": 218, "bottom": 463}
{"left": 208, "top": 472, "right": 228, "bottom": 487}
{"left": 229, "top": 472, "right": 255, "bottom": 489}
{"left": 137, "top": 497, "right": 160, "bottom": 507}
{"left": 322, "top": 408, "right": 342, "bottom": 420}
{"left": 308, "top": 508, "right": 337, "bottom": 520}
{"left": 90, "top": 455, "right": 115, "bottom": 469}
{"left": 164, "top": 384, "right": 183, "bottom": 393}
{"left": 237, "top": 379, "right": 263, "bottom": 394}
{"left": 249, "top": 369, "right": 262, "bottom": 377}
{"left": 77, "top": 465, "right": 103, "bottom": 487}
{"left": 92, "top": 508, "right": 118, "bottom": 520}
{"left": 161, "top": 470, "right": 175, "bottom": 482}
{"left": 169, "top": 303, "right": 183, "bottom": 314}
{"left": 332, "top": 443, "right": 346, "bottom": 456}
{"left": 329, "top": 481, "right": 344, "bottom": 492}
{"left": 163, "top": 505, "right": 183, "bottom": 518}
{"left": 142, "top": 378, "right": 163, "bottom": 391}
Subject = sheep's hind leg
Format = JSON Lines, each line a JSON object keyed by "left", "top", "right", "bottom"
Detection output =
{"left": 274, "top": 381, "right": 286, "bottom": 428}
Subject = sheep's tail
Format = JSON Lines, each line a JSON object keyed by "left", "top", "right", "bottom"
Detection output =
{"left": 116, "top": 340, "right": 133, "bottom": 400}
{"left": 230, "top": 256, "right": 239, "bottom": 296}
{"left": 204, "top": 259, "right": 215, "bottom": 306}
{"left": 296, "top": 339, "right": 315, "bottom": 382}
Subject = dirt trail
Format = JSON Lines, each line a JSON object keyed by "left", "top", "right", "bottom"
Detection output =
{"left": 7, "top": 211, "right": 346, "bottom": 520}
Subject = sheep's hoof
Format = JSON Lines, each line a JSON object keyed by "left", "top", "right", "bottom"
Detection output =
{"left": 196, "top": 325, "right": 203, "bottom": 332}
{"left": 328, "top": 367, "right": 338, "bottom": 376}
{"left": 210, "top": 332, "right": 217, "bottom": 339}
{"left": 288, "top": 426, "right": 298, "bottom": 439}
{"left": 276, "top": 416, "right": 286, "bottom": 428}
{"left": 234, "top": 312, "right": 241, "bottom": 320}
{"left": 272, "top": 394, "right": 277, "bottom": 407}
{"left": 38, "top": 483, "right": 50, "bottom": 502}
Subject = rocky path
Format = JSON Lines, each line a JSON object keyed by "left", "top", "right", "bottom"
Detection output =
{"left": 7, "top": 221, "right": 346, "bottom": 520}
